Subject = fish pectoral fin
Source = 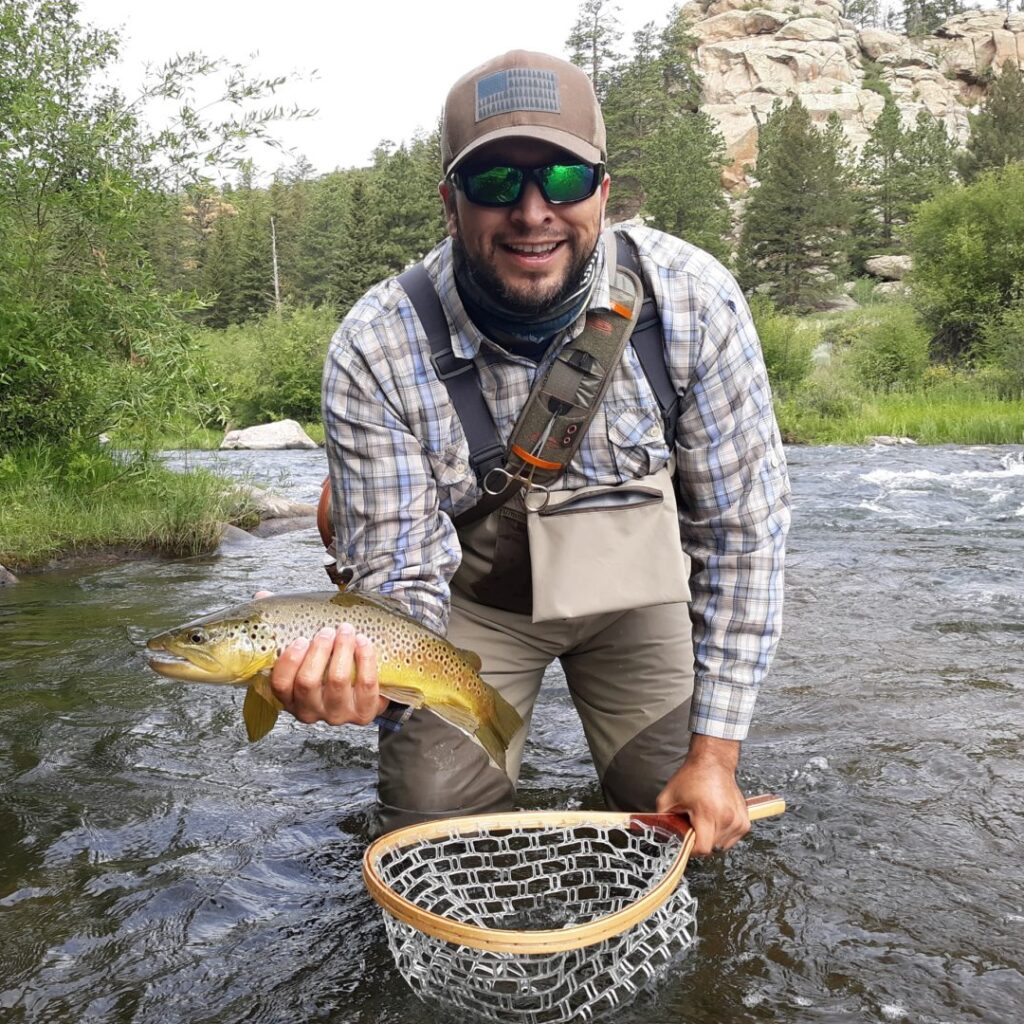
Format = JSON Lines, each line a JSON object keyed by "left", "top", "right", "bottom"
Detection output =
{"left": 456, "top": 647, "right": 483, "bottom": 672}
{"left": 421, "top": 699, "right": 510, "bottom": 776}
{"left": 243, "top": 679, "right": 282, "bottom": 742}
{"left": 428, "top": 700, "right": 509, "bottom": 775}
{"left": 378, "top": 685, "right": 426, "bottom": 709}
{"left": 424, "top": 700, "right": 480, "bottom": 736}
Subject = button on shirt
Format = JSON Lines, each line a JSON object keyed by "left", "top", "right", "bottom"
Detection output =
{"left": 322, "top": 226, "right": 791, "bottom": 741}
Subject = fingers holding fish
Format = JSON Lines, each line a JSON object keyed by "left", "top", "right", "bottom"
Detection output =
{"left": 350, "top": 632, "right": 381, "bottom": 725}
{"left": 271, "top": 623, "right": 386, "bottom": 726}
{"left": 322, "top": 623, "right": 377, "bottom": 725}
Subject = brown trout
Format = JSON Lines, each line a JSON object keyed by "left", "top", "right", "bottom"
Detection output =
{"left": 145, "top": 590, "right": 523, "bottom": 774}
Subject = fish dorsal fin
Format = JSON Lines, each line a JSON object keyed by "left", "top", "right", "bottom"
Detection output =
{"left": 457, "top": 648, "right": 483, "bottom": 672}
{"left": 330, "top": 588, "right": 410, "bottom": 618}
{"left": 243, "top": 676, "right": 283, "bottom": 742}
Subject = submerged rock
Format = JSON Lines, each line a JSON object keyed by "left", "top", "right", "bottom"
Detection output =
{"left": 249, "top": 515, "right": 317, "bottom": 538}
{"left": 233, "top": 484, "right": 317, "bottom": 520}
{"left": 869, "top": 435, "right": 918, "bottom": 446}
{"left": 218, "top": 524, "right": 263, "bottom": 553}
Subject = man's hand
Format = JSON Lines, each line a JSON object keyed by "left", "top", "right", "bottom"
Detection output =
{"left": 254, "top": 589, "right": 387, "bottom": 726}
{"left": 655, "top": 734, "right": 749, "bottom": 856}
{"left": 270, "top": 623, "right": 388, "bottom": 725}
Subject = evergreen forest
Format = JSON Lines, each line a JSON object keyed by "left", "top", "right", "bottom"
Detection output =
{"left": 2, "top": 0, "right": 1024, "bottom": 569}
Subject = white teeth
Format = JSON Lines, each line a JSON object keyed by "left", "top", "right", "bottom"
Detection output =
{"left": 508, "top": 242, "right": 558, "bottom": 254}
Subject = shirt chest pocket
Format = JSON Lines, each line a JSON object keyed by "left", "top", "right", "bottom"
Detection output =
{"left": 423, "top": 432, "right": 478, "bottom": 518}
{"left": 606, "top": 406, "right": 670, "bottom": 478}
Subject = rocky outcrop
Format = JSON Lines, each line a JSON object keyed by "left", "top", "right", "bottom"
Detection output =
{"left": 220, "top": 419, "right": 319, "bottom": 450}
{"left": 684, "top": 4, "right": 1024, "bottom": 190}
{"left": 864, "top": 255, "right": 913, "bottom": 280}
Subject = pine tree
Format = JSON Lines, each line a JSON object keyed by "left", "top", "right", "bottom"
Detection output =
{"left": 294, "top": 171, "right": 358, "bottom": 307}
{"left": 842, "top": 0, "right": 882, "bottom": 27}
{"left": 566, "top": 0, "right": 623, "bottom": 101}
{"left": 855, "top": 99, "right": 955, "bottom": 259}
{"left": 959, "top": 62, "right": 1024, "bottom": 182}
{"left": 332, "top": 173, "right": 391, "bottom": 315}
{"left": 859, "top": 96, "right": 904, "bottom": 250}
{"left": 641, "top": 114, "right": 730, "bottom": 262}
{"left": 898, "top": 0, "right": 965, "bottom": 36}
{"left": 739, "top": 99, "right": 854, "bottom": 308}
{"left": 900, "top": 110, "right": 956, "bottom": 210}
{"left": 372, "top": 132, "right": 446, "bottom": 274}
{"left": 599, "top": 8, "right": 712, "bottom": 223}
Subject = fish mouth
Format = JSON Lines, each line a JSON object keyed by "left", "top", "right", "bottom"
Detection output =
{"left": 145, "top": 638, "right": 237, "bottom": 682}
{"left": 145, "top": 649, "right": 227, "bottom": 682}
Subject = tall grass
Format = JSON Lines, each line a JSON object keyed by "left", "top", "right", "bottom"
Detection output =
{"left": 776, "top": 392, "right": 1024, "bottom": 444}
{"left": 0, "top": 446, "right": 260, "bottom": 570}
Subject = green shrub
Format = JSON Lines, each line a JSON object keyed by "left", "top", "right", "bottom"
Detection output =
{"left": 848, "top": 304, "right": 931, "bottom": 391}
{"left": 818, "top": 313, "right": 864, "bottom": 350}
{"left": 908, "top": 164, "right": 1024, "bottom": 356}
{"left": 200, "top": 304, "right": 339, "bottom": 426}
{"left": 976, "top": 301, "right": 1024, "bottom": 398}
{"left": 750, "top": 296, "right": 817, "bottom": 397}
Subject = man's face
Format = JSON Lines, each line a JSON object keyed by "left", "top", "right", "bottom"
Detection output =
{"left": 439, "top": 139, "right": 610, "bottom": 316}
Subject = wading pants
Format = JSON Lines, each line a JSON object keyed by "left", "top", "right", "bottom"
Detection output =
{"left": 376, "top": 590, "right": 695, "bottom": 833}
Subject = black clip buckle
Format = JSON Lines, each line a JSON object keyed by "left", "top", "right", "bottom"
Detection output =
{"left": 430, "top": 350, "right": 475, "bottom": 382}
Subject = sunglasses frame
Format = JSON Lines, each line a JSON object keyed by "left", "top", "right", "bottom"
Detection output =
{"left": 452, "top": 161, "right": 605, "bottom": 208}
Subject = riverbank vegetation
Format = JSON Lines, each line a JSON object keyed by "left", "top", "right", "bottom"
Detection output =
{"left": 0, "top": 447, "right": 258, "bottom": 571}
{"left": 2, "top": 1, "right": 1023, "bottom": 571}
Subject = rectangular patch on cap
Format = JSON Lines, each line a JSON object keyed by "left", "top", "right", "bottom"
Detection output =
{"left": 475, "top": 68, "right": 560, "bottom": 122}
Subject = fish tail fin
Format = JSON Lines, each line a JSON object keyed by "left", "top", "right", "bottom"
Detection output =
{"left": 243, "top": 677, "right": 283, "bottom": 742}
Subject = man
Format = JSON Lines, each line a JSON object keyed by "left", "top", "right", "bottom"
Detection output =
{"left": 269, "top": 51, "right": 790, "bottom": 854}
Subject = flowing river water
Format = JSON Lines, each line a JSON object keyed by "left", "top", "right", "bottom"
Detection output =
{"left": 1, "top": 444, "right": 1022, "bottom": 1024}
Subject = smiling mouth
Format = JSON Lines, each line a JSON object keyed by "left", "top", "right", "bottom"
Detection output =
{"left": 504, "top": 241, "right": 563, "bottom": 259}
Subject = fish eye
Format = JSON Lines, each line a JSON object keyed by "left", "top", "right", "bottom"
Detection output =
{"left": 188, "top": 630, "right": 207, "bottom": 644}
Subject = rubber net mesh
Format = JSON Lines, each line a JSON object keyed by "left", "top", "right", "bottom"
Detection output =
{"left": 372, "top": 820, "right": 698, "bottom": 1024}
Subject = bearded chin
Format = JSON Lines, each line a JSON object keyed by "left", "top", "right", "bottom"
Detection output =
{"left": 452, "top": 232, "right": 591, "bottom": 317}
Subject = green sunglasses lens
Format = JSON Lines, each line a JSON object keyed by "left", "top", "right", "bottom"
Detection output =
{"left": 459, "top": 163, "right": 599, "bottom": 206}
{"left": 464, "top": 166, "right": 524, "bottom": 204}
{"left": 539, "top": 164, "right": 595, "bottom": 202}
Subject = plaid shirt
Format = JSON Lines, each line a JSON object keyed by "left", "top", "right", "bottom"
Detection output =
{"left": 323, "top": 226, "right": 790, "bottom": 741}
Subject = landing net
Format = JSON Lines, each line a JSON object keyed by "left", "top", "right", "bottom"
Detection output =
{"left": 363, "top": 812, "right": 699, "bottom": 1024}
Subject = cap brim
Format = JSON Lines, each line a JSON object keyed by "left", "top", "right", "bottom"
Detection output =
{"left": 446, "top": 126, "right": 603, "bottom": 175}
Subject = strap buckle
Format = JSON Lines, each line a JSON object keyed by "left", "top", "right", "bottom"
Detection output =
{"left": 430, "top": 350, "right": 474, "bottom": 381}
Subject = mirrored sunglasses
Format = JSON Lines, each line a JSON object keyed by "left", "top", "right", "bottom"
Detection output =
{"left": 454, "top": 162, "right": 604, "bottom": 207}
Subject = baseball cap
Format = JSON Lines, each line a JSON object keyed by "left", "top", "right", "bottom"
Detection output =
{"left": 441, "top": 50, "right": 606, "bottom": 177}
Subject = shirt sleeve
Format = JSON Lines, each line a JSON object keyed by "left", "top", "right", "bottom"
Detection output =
{"left": 673, "top": 269, "right": 791, "bottom": 741}
{"left": 321, "top": 317, "right": 460, "bottom": 636}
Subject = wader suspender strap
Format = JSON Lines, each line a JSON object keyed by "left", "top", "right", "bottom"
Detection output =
{"left": 396, "top": 263, "right": 507, "bottom": 486}
{"left": 613, "top": 232, "right": 679, "bottom": 451}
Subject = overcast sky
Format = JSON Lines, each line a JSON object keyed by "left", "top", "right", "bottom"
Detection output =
{"left": 77, "top": 0, "right": 679, "bottom": 178}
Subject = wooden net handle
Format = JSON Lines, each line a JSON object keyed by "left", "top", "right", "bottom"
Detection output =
{"left": 362, "top": 793, "right": 786, "bottom": 954}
